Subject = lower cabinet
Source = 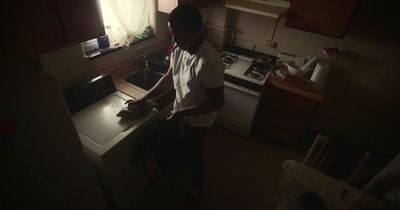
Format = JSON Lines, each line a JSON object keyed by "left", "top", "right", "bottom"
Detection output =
{"left": 14, "top": 154, "right": 109, "bottom": 210}
{"left": 254, "top": 86, "right": 317, "bottom": 145}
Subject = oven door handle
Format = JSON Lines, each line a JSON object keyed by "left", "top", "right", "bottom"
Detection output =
{"left": 224, "top": 81, "right": 261, "bottom": 97}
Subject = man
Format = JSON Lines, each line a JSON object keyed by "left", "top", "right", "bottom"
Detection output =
{"left": 127, "top": 3, "right": 224, "bottom": 198}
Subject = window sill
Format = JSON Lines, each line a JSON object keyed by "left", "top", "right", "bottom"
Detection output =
{"left": 83, "top": 35, "right": 155, "bottom": 60}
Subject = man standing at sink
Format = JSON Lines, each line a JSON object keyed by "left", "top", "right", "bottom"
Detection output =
{"left": 127, "top": 2, "right": 224, "bottom": 207}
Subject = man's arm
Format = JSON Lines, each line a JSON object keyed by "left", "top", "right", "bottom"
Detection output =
{"left": 142, "top": 67, "right": 174, "bottom": 101}
{"left": 127, "top": 67, "right": 173, "bottom": 109}
{"left": 167, "top": 85, "right": 224, "bottom": 120}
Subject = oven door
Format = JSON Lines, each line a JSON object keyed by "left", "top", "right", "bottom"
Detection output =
{"left": 214, "top": 81, "right": 261, "bottom": 137}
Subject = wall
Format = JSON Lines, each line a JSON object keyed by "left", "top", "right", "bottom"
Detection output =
{"left": 205, "top": 1, "right": 400, "bottom": 154}
{"left": 39, "top": 10, "right": 170, "bottom": 89}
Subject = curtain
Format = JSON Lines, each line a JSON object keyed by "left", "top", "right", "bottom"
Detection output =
{"left": 99, "top": 0, "right": 153, "bottom": 47}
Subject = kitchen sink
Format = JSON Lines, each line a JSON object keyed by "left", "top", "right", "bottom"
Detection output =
{"left": 124, "top": 68, "right": 164, "bottom": 91}
{"left": 124, "top": 57, "right": 169, "bottom": 91}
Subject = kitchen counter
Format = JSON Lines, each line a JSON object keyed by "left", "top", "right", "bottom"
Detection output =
{"left": 222, "top": 44, "right": 324, "bottom": 103}
{"left": 267, "top": 76, "right": 324, "bottom": 103}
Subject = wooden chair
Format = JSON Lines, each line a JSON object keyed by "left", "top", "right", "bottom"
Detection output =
{"left": 303, "top": 134, "right": 371, "bottom": 183}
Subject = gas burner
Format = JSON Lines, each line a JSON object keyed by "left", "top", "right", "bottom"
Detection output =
{"left": 221, "top": 52, "right": 239, "bottom": 69}
{"left": 251, "top": 61, "right": 273, "bottom": 74}
{"left": 246, "top": 71, "right": 264, "bottom": 80}
{"left": 243, "top": 60, "right": 274, "bottom": 81}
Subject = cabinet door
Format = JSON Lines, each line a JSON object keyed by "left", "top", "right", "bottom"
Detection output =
{"left": 14, "top": 155, "right": 108, "bottom": 210}
{"left": 1, "top": 73, "right": 83, "bottom": 207}
{"left": 254, "top": 86, "right": 317, "bottom": 145}
{"left": 8, "top": 0, "right": 67, "bottom": 57}
{"left": 286, "top": 0, "right": 358, "bottom": 38}
{"left": 6, "top": 0, "right": 105, "bottom": 57}
{"left": 58, "top": 0, "right": 105, "bottom": 43}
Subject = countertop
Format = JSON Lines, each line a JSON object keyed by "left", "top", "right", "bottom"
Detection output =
{"left": 108, "top": 45, "right": 324, "bottom": 105}
{"left": 267, "top": 77, "right": 324, "bottom": 103}
{"left": 110, "top": 64, "right": 324, "bottom": 104}
{"left": 223, "top": 44, "right": 324, "bottom": 102}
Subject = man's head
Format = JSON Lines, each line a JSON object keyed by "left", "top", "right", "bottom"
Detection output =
{"left": 168, "top": 4, "right": 203, "bottom": 50}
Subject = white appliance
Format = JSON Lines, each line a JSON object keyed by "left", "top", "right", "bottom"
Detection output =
{"left": 64, "top": 74, "right": 158, "bottom": 210}
{"left": 1, "top": 73, "right": 108, "bottom": 210}
{"left": 215, "top": 51, "right": 276, "bottom": 137}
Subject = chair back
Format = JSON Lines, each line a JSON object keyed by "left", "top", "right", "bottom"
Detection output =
{"left": 303, "top": 134, "right": 370, "bottom": 183}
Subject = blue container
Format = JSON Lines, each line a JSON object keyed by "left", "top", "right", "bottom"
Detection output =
{"left": 97, "top": 35, "right": 110, "bottom": 49}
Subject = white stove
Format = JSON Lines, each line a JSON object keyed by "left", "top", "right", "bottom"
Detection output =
{"left": 222, "top": 51, "right": 275, "bottom": 91}
{"left": 216, "top": 50, "right": 276, "bottom": 137}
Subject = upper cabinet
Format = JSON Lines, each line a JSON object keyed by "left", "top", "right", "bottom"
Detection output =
{"left": 157, "top": 0, "right": 224, "bottom": 13}
{"left": 157, "top": 0, "right": 179, "bottom": 13}
{"left": 286, "top": 0, "right": 359, "bottom": 38}
{"left": 5, "top": 0, "right": 105, "bottom": 57}
{"left": 225, "top": 0, "right": 291, "bottom": 19}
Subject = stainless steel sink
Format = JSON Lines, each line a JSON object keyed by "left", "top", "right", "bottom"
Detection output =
{"left": 124, "top": 58, "right": 168, "bottom": 91}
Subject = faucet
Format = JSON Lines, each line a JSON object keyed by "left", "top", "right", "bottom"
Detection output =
{"left": 143, "top": 55, "right": 149, "bottom": 69}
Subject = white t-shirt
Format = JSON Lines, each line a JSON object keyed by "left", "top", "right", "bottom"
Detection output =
{"left": 170, "top": 40, "right": 224, "bottom": 127}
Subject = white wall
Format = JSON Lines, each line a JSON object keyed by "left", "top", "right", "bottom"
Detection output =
{"left": 204, "top": 1, "right": 400, "bottom": 154}
{"left": 39, "top": 11, "right": 170, "bottom": 89}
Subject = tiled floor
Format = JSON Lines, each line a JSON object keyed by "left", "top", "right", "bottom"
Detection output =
{"left": 130, "top": 126, "right": 310, "bottom": 210}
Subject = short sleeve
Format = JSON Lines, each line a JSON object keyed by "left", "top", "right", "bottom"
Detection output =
{"left": 198, "top": 60, "right": 224, "bottom": 88}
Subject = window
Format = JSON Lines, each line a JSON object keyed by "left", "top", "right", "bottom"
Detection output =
{"left": 83, "top": 0, "right": 156, "bottom": 58}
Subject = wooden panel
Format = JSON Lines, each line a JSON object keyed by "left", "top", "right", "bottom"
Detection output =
{"left": 254, "top": 86, "right": 317, "bottom": 145}
{"left": 1, "top": 74, "right": 83, "bottom": 206}
{"left": 8, "top": 0, "right": 66, "bottom": 57}
{"left": 5, "top": 0, "right": 105, "bottom": 57}
{"left": 58, "top": 0, "right": 105, "bottom": 43}
{"left": 286, "top": 0, "right": 358, "bottom": 38}
{"left": 268, "top": 77, "right": 324, "bottom": 102}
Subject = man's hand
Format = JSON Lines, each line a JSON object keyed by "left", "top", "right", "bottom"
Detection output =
{"left": 125, "top": 98, "right": 147, "bottom": 111}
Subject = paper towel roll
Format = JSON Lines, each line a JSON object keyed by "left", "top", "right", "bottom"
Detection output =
{"left": 311, "top": 62, "right": 330, "bottom": 90}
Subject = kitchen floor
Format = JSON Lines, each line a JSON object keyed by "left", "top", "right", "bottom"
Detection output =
{"left": 129, "top": 126, "right": 313, "bottom": 210}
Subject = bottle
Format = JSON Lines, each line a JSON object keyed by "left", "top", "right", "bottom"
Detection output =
{"left": 322, "top": 47, "right": 339, "bottom": 65}
{"left": 144, "top": 26, "right": 153, "bottom": 37}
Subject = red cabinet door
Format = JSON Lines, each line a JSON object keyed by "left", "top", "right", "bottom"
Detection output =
{"left": 57, "top": 0, "right": 105, "bottom": 44}
{"left": 286, "top": 0, "right": 358, "bottom": 38}
{"left": 8, "top": 0, "right": 67, "bottom": 57}
{"left": 5, "top": 0, "right": 105, "bottom": 57}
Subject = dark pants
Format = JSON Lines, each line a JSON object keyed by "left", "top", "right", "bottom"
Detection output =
{"left": 178, "top": 122, "right": 206, "bottom": 194}
{"left": 148, "top": 119, "right": 207, "bottom": 194}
